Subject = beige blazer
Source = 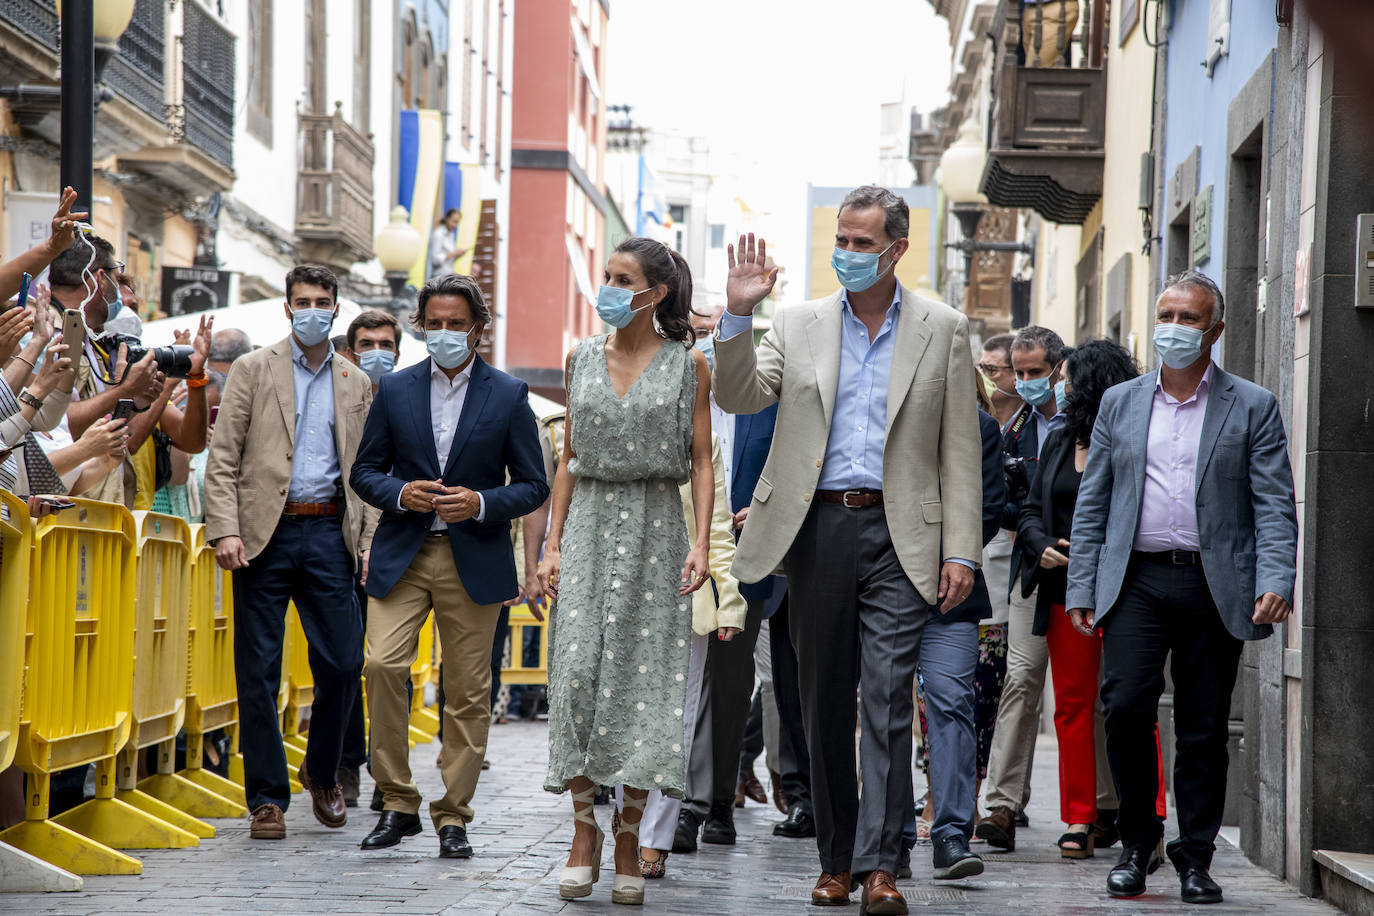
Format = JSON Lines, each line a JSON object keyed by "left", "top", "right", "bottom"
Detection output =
{"left": 681, "top": 434, "right": 746, "bottom": 635}
{"left": 204, "top": 336, "right": 377, "bottom": 565}
{"left": 711, "top": 285, "right": 982, "bottom": 607}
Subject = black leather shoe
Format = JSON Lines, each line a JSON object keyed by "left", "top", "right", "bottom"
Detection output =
{"left": 773, "top": 803, "right": 817, "bottom": 838}
{"left": 932, "top": 836, "right": 984, "bottom": 880}
{"left": 672, "top": 808, "right": 701, "bottom": 853}
{"left": 701, "top": 803, "right": 736, "bottom": 845}
{"left": 897, "top": 846, "right": 913, "bottom": 880}
{"left": 1179, "top": 866, "right": 1223, "bottom": 904}
{"left": 359, "top": 810, "right": 422, "bottom": 850}
{"left": 370, "top": 785, "right": 384, "bottom": 812}
{"left": 1013, "top": 809, "right": 1029, "bottom": 828}
{"left": 438, "top": 824, "right": 473, "bottom": 858}
{"left": 1107, "top": 846, "right": 1163, "bottom": 898}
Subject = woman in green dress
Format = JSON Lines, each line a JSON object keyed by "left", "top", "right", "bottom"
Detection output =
{"left": 539, "top": 236, "right": 715, "bottom": 905}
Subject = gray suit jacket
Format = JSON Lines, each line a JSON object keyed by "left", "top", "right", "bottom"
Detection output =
{"left": 1065, "top": 365, "right": 1297, "bottom": 641}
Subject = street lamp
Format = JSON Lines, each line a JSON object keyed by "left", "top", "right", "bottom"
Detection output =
{"left": 939, "top": 117, "right": 1034, "bottom": 296}
{"left": 54, "top": 0, "right": 136, "bottom": 216}
{"left": 375, "top": 206, "right": 423, "bottom": 319}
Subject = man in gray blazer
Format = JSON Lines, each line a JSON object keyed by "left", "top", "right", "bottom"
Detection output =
{"left": 1066, "top": 270, "right": 1297, "bottom": 905}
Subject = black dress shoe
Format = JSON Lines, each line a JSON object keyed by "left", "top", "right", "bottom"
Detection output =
{"left": 370, "top": 785, "right": 385, "bottom": 813}
{"left": 360, "top": 810, "right": 422, "bottom": 850}
{"left": 774, "top": 803, "right": 817, "bottom": 838}
{"left": 1179, "top": 866, "right": 1223, "bottom": 904}
{"left": 932, "top": 836, "right": 984, "bottom": 880}
{"left": 897, "top": 846, "right": 913, "bottom": 880}
{"left": 672, "top": 808, "right": 701, "bottom": 853}
{"left": 438, "top": 824, "right": 473, "bottom": 859}
{"left": 1107, "top": 846, "right": 1163, "bottom": 898}
{"left": 701, "top": 808, "right": 737, "bottom": 845}
{"left": 1013, "top": 809, "right": 1029, "bottom": 828}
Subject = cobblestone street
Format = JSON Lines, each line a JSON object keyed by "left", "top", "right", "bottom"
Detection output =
{"left": 0, "top": 725, "right": 1341, "bottom": 915}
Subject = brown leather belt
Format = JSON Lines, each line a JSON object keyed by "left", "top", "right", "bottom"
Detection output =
{"left": 282, "top": 501, "right": 339, "bottom": 518}
{"left": 815, "top": 489, "right": 884, "bottom": 508}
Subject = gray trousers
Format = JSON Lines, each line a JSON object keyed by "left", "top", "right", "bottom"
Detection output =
{"left": 785, "top": 502, "right": 978, "bottom": 876}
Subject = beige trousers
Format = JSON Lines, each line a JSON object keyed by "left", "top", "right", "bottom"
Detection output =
{"left": 365, "top": 537, "right": 502, "bottom": 830}
{"left": 1022, "top": 0, "right": 1081, "bottom": 68}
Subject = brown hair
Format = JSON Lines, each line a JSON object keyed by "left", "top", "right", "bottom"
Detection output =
{"left": 347, "top": 309, "right": 402, "bottom": 350}
{"left": 285, "top": 264, "right": 338, "bottom": 303}
{"left": 611, "top": 237, "right": 695, "bottom": 345}
{"left": 410, "top": 273, "right": 490, "bottom": 331}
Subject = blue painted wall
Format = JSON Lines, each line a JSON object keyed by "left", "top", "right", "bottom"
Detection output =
{"left": 1161, "top": 0, "right": 1278, "bottom": 284}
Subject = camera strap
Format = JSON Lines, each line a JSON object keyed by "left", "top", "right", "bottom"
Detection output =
{"left": 1006, "top": 402, "right": 1034, "bottom": 439}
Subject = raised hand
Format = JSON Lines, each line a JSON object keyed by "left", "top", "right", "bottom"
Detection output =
{"left": 725, "top": 233, "right": 779, "bottom": 316}
{"left": 47, "top": 187, "right": 89, "bottom": 255}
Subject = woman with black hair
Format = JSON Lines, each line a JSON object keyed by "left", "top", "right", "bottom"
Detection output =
{"left": 1017, "top": 338, "right": 1163, "bottom": 858}
{"left": 538, "top": 237, "right": 717, "bottom": 905}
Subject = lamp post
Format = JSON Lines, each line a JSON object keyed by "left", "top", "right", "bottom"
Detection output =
{"left": 375, "top": 206, "right": 423, "bottom": 320}
{"left": 56, "top": 0, "right": 136, "bottom": 216}
{"left": 938, "top": 116, "right": 1033, "bottom": 293}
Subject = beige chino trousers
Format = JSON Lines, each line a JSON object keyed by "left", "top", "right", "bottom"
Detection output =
{"left": 365, "top": 537, "right": 503, "bottom": 830}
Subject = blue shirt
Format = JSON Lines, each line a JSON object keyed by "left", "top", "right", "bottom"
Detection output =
{"left": 287, "top": 336, "right": 341, "bottom": 502}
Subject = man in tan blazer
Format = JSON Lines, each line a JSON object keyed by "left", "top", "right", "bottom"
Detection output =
{"left": 712, "top": 186, "right": 984, "bottom": 913}
{"left": 205, "top": 264, "right": 376, "bottom": 840}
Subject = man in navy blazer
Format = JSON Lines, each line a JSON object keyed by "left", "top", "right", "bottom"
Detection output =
{"left": 350, "top": 274, "right": 548, "bottom": 859}
{"left": 1067, "top": 271, "right": 1297, "bottom": 904}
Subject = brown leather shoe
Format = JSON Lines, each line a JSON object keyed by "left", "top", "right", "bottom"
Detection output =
{"left": 249, "top": 803, "right": 286, "bottom": 839}
{"left": 769, "top": 769, "right": 788, "bottom": 814}
{"left": 974, "top": 804, "right": 1016, "bottom": 850}
{"left": 811, "top": 871, "right": 857, "bottom": 906}
{"left": 297, "top": 768, "right": 347, "bottom": 828}
{"left": 860, "top": 871, "right": 908, "bottom": 916}
{"left": 736, "top": 769, "right": 767, "bottom": 807}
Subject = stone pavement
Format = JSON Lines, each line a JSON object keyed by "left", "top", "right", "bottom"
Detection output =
{"left": 0, "top": 726, "right": 1340, "bottom": 915}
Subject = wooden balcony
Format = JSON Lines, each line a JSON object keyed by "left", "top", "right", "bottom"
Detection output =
{"left": 295, "top": 105, "right": 376, "bottom": 268}
{"left": 979, "top": 2, "right": 1106, "bottom": 224}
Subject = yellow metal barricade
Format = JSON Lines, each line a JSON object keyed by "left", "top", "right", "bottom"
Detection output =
{"left": 501, "top": 606, "right": 549, "bottom": 685}
{"left": 409, "top": 613, "right": 439, "bottom": 741}
{"left": 0, "top": 492, "right": 31, "bottom": 775}
{"left": 100, "top": 511, "right": 211, "bottom": 843}
{"left": 0, "top": 499, "right": 143, "bottom": 874}
{"left": 181, "top": 524, "right": 247, "bottom": 806}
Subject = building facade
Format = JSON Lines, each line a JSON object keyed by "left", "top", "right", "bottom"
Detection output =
{"left": 506, "top": 0, "right": 608, "bottom": 400}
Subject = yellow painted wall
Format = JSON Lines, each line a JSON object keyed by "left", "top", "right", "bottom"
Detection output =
{"left": 1099, "top": 4, "right": 1157, "bottom": 367}
{"left": 807, "top": 204, "right": 933, "bottom": 299}
{"left": 1033, "top": 220, "right": 1081, "bottom": 340}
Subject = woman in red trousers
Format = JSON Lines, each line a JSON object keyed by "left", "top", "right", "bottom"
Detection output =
{"left": 1017, "top": 339, "right": 1166, "bottom": 858}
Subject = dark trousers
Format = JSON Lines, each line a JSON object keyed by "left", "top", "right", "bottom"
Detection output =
{"left": 1100, "top": 557, "right": 1243, "bottom": 870}
{"left": 738, "top": 688, "right": 764, "bottom": 776}
{"left": 769, "top": 593, "right": 813, "bottom": 814}
{"left": 233, "top": 516, "right": 363, "bottom": 811}
{"left": 703, "top": 597, "right": 765, "bottom": 811}
{"left": 340, "top": 579, "right": 369, "bottom": 771}
{"left": 784, "top": 502, "right": 963, "bottom": 877}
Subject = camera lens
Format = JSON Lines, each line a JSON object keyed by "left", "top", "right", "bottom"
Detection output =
{"left": 152, "top": 345, "right": 196, "bottom": 379}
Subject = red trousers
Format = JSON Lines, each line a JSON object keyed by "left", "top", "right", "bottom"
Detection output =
{"left": 1047, "top": 604, "right": 1166, "bottom": 824}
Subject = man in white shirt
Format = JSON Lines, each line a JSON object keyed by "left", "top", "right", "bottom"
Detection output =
{"left": 429, "top": 209, "right": 468, "bottom": 278}
{"left": 350, "top": 274, "right": 548, "bottom": 859}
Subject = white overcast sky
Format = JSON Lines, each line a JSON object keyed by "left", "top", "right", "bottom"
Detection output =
{"left": 604, "top": 0, "right": 954, "bottom": 278}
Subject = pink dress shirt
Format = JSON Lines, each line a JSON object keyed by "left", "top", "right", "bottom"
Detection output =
{"left": 1133, "top": 363, "right": 1213, "bottom": 552}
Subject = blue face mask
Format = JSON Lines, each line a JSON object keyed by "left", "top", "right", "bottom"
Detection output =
{"left": 1152, "top": 322, "right": 1211, "bottom": 370}
{"left": 104, "top": 277, "right": 124, "bottom": 324}
{"left": 1054, "top": 379, "right": 1068, "bottom": 412}
{"left": 427, "top": 328, "right": 474, "bottom": 369}
{"left": 693, "top": 334, "right": 715, "bottom": 371}
{"left": 1015, "top": 375, "right": 1055, "bottom": 408}
{"left": 830, "top": 240, "right": 896, "bottom": 293}
{"left": 595, "top": 285, "right": 653, "bottom": 328}
{"left": 290, "top": 306, "right": 335, "bottom": 346}
{"left": 358, "top": 349, "right": 395, "bottom": 383}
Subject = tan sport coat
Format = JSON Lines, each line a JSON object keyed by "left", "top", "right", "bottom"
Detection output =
{"left": 204, "top": 336, "right": 377, "bottom": 565}
{"left": 711, "top": 285, "right": 982, "bottom": 607}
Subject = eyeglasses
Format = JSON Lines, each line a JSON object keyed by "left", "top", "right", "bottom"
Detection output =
{"left": 978, "top": 363, "right": 1012, "bottom": 375}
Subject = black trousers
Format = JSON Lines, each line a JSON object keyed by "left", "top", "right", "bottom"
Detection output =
{"left": 1100, "top": 556, "right": 1243, "bottom": 870}
{"left": 339, "top": 578, "right": 369, "bottom": 771}
{"left": 704, "top": 597, "right": 765, "bottom": 810}
{"left": 232, "top": 516, "right": 363, "bottom": 811}
{"left": 768, "top": 593, "right": 813, "bottom": 813}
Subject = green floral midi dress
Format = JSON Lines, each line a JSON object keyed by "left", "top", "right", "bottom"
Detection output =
{"left": 545, "top": 335, "right": 696, "bottom": 797}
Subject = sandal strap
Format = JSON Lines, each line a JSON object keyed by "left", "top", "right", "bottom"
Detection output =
{"left": 617, "top": 792, "right": 647, "bottom": 839}
{"left": 571, "top": 785, "right": 599, "bottom": 828}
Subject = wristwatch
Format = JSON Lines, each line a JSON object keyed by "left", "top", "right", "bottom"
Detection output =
{"left": 17, "top": 389, "right": 44, "bottom": 410}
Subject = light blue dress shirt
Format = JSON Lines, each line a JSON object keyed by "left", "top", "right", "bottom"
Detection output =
{"left": 287, "top": 336, "right": 341, "bottom": 502}
{"left": 717, "top": 290, "right": 974, "bottom": 571}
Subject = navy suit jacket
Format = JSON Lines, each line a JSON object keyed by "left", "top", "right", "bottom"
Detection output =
{"left": 731, "top": 405, "right": 784, "bottom": 606}
{"left": 938, "top": 408, "right": 1009, "bottom": 625}
{"left": 350, "top": 356, "right": 549, "bottom": 605}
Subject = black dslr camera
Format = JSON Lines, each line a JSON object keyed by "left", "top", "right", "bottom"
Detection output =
{"left": 105, "top": 333, "right": 197, "bottom": 380}
{"left": 1003, "top": 454, "right": 1032, "bottom": 505}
